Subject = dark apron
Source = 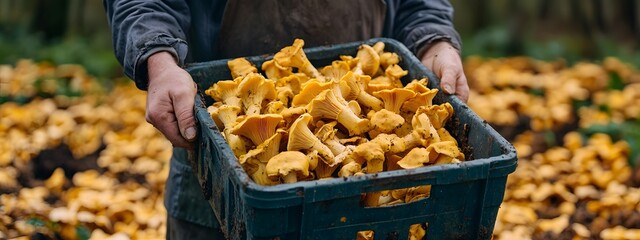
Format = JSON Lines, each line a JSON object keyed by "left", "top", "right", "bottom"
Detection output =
{"left": 169, "top": 0, "right": 386, "bottom": 232}
{"left": 217, "top": 0, "right": 387, "bottom": 58}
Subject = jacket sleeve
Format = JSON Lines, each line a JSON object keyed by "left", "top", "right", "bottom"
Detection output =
{"left": 389, "top": 0, "right": 462, "bottom": 57}
{"left": 104, "top": 0, "right": 190, "bottom": 90}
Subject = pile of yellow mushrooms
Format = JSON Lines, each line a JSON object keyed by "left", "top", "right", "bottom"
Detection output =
{"left": 465, "top": 56, "right": 640, "bottom": 239}
{"left": 205, "top": 39, "right": 464, "bottom": 203}
{"left": 0, "top": 61, "right": 171, "bottom": 239}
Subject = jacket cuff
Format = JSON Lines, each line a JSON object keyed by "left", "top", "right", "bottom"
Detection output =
{"left": 133, "top": 34, "right": 188, "bottom": 90}
{"left": 405, "top": 26, "right": 462, "bottom": 59}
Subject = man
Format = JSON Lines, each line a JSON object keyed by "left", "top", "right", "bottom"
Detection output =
{"left": 104, "top": 0, "right": 468, "bottom": 238}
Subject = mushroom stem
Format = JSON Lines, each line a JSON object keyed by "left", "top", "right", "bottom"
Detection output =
{"left": 365, "top": 192, "right": 382, "bottom": 207}
{"left": 282, "top": 172, "right": 298, "bottom": 183}
{"left": 337, "top": 106, "right": 370, "bottom": 136}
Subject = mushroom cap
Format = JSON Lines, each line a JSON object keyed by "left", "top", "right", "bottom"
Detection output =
{"left": 385, "top": 64, "right": 408, "bottom": 79}
{"left": 415, "top": 103, "right": 454, "bottom": 129}
{"left": 402, "top": 89, "right": 438, "bottom": 113}
{"left": 276, "top": 86, "right": 295, "bottom": 107}
{"left": 231, "top": 114, "right": 283, "bottom": 145}
{"left": 397, "top": 148, "right": 430, "bottom": 169}
{"left": 280, "top": 106, "right": 307, "bottom": 124}
{"left": 266, "top": 151, "right": 310, "bottom": 180}
{"left": 355, "top": 44, "right": 380, "bottom": 76}
{"left": 314, "top": 121, "right": 338, "bottom": 141}
{"left": 307, "top": 89, "right": 343, "bottom": 120}
{"left": 265, "top": 100, "right": 286, "bottom": 114}
{"left": 372, "top": 41, "right": 385, "bottom": 54}
{"left": 427, "top": 141, "right": 464, "bottom": 164}
{"left": 437, "top": 128, "right": 457, "bottom": 144}
{"left": 205, "top": 80, "right": 241, "bottom": 107}
{"left": 274, "top": 39, "right": 322, "bottom": 79}
{"left": 379, "top": 52, "right": 400, "bottom": 70}
{"left": 237, "top": 73, "right": 277, "bottom": 115}
{"left": 338, "top": 55, "right": 359, "bottom": 69}
{"left": 228, "top": 57, "right": 257, "bottom": 79}
{"left": 370, "top": 109, "right": 405, "bottom": 133}
{"left": 287, "top": 113, "right": 336, "bottom": 165}
{"left": 275, "top": 74, "right": 303, "bottom": 94}
{"left": 321, "top": 61, "right": 350, "bottom": 81}
{"left": 404, "top": 78, "right": 431, "bottom": 93}
{"left": 261, "top": 59, "right": 293, "bottom": 80}
{"left": 353, "top": 141, "right": 385, "bottom": 172}
{"left": 239, "top": 130, "right": 284, "bottom": 166}
{"left": 292, "top": 79, "right": 332, "bottom": 107}
{"left": 368, "top": 76, "right": 396, "bottom": 93}
{"left": 274, "top": 39, "right": 306, "bottom": 67}
{"left": 373, "top": 88, "right": 417, "bottom": 113}
{"left": 338, "top": 161, "right": 362, "bottom": 177}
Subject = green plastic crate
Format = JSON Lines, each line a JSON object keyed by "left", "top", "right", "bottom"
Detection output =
{"left": 188, "top": 38, "right": 517, "bottom": 240}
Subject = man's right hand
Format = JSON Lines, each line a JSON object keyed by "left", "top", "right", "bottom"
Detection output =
{"left": 146, "top": 51, "right": 197, "bottom": 149}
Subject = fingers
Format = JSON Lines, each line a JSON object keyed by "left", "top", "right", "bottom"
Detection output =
{"left": 439, "top": 68, "right": 457, "bottom": 95}
{"left": 146, "top": 100, "right": 192, "bottom": 148}
{"left": 171, "top": 84, "right": 197, "bottom": 143}
{"left": 455, "top": 74, "right": 470, "bottom": 103}
{"left": 146, "top": 52, "right": 198, "bottom": 149}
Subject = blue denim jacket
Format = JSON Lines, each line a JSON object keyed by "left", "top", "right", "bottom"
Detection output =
{"left": 104, "top": 0, "right": 461, "bottom": 228}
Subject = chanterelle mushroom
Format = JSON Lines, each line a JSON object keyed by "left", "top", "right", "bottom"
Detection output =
{"left": 231, "top": 114, "right": 283, "bottom": 146}
{"left": 380, "top": 52, "right": 400, "bottom": 70}
{"left": 266, "top": 151, "right": 310, "bottom": 183}
{"left": 402, "top": 88, "right": 439, "bottom": 113}
{"left": 353, "top": 44, "right": 380, "bottom": 76}
{"left": 416, "top": 103, "right": 454, "bottom": 129}
{"left": 288, "top": 113, "right": 336, "bottom": 166}
{"left": 370, "top": 109, "right": 405, "bottom": 134}
{"left": 338, "top": 161, "right": 362, "bottom": 177}
{"left": 307, "top": 89, "right": 370, "bottom": 136}
{"left": 205, "top": 80, "right": 241, "bottom": 108}
{"left": 373, "top": 88, "right": 417, "bottom": 113}
{"left": 274, "top": 39, "right": 323, "bottom": 80}
{"left": 342, "top": 71, "right": 384, "bottom": 111}
{"left": 321, "top": 61, "right": 350, "bottom": 82}
{"left": 314, "top": 122, "right": 347, "bottom": 155}
{"left": 385, "top": 64, "right": 408, "bottom": 81}
{"left": 368, "top": 76, "right": 397, "bottom": 93}
{"left": 397, "top": 148, "right": 431, "bottom": 169}
{"left": 217, "top": 105, "right": 247, "bottom": 156}
{"left": 292, "top": 79, "right": 332, "bottom": 107}
{"left": 261, "top": 59, "right": 293, "bottom": 80}
{"left": 227, "top": 58, "right": 257, "bottom": 79}
{"left": 239, "top": 129, "right": 284, "bottom": 165}
{"left": 427, "top": 141, "right": 464, "bottom": 164}
{"left": 237, "top": 73, "right": 277, "bottom": 115}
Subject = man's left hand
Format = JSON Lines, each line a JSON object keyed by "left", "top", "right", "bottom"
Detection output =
{"left": 420, "top": 41, "right": 469, "bottom": 103}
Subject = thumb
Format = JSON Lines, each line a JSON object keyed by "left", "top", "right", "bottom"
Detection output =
{"left": 171, "top": 87, "right": 197, "bottom": 142}
{"left": 439, "top": 69, "right": 457, "bottom": 95}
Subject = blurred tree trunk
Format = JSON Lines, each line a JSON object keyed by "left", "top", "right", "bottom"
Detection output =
{"left": 66, "top": 0, "right": 85, "bottom": 37}
{"left": 32, "top": 0, "right": 69, "bottom": 39}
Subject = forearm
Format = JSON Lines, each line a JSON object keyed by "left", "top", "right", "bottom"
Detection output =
{"left": 390, "top": 0, "right": 462, "bottom": 57}
{"left": 104, "top": 0, "right": 190, "bottom": 90}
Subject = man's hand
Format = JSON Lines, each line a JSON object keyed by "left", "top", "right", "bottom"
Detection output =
{"left": 421, "top": 41, "right": 469, "bottom": 103}
{"left": 146, "top": 51, "right": 197, "bottom": 148}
